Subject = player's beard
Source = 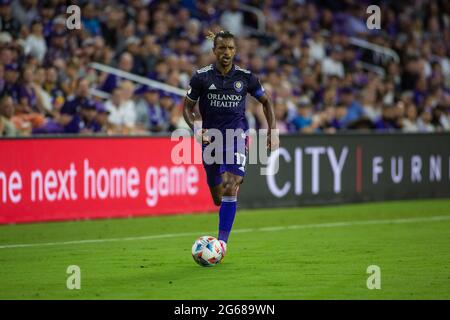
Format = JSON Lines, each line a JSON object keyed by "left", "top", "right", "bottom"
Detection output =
{"left": 220, "top": 55, "right": 232, "bottom": 67}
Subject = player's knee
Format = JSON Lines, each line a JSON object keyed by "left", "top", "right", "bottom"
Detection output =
{"left": 221, "top": 177, "right": 241, "bottom": 196}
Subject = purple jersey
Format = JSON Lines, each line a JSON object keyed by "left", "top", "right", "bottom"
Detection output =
{"left": 186, "top": 64, "right": 265, "bottom": 134}
{"left": 186, "top": 64, "right": 265, "bottom": 186}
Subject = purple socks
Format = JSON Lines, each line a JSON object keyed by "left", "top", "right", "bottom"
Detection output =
{"left": 218, "top": 196, "right": 237, "bottom": 243}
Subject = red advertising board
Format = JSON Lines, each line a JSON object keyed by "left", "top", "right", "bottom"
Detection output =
{"left": 0, "top": 137, "right": 216, "bottom": 224}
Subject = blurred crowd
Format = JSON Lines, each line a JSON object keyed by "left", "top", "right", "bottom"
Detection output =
{"left": 0, "top": 0, "right": 449, "bottom": 137}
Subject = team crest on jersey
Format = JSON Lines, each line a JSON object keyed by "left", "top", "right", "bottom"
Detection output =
{"left": 233, "top": 81, "right": 243, "bottom": 93}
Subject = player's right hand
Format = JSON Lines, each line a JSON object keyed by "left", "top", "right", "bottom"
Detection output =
{"left": 194, "top": 128, "right": 211, "bottom": 145}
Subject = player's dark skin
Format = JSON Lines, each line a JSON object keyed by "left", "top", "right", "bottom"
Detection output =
{"left": 183, "top": 36, "right": 278, "bottom": 206}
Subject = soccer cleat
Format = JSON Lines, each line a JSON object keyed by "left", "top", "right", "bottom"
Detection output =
{"left": 219, "top": 240, "right": 227, "bottom": 263}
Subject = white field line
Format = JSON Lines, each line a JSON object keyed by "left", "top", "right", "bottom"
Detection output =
{"left": 0, "top": 215, "right": 449, "bottom": 250}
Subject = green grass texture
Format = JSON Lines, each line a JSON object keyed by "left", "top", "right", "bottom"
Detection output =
{"left": 0, "top": 199, "right": 449, "bottom": 299}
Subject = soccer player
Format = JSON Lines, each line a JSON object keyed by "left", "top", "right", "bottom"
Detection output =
{"left": 183, "top": 30, "right": 277, "bottom": 261}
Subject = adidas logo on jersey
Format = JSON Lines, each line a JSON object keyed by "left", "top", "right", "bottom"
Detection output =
{"left": 208, "top": 84, "right": 217, "bottom": 90}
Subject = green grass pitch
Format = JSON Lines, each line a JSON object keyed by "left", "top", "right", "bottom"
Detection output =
{"left": 0, "top": 199, "right": 449, "bottom": 299}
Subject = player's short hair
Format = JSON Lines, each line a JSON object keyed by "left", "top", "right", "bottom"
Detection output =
{"left": 207, "top": 30, "right": 235, "bottom": 48}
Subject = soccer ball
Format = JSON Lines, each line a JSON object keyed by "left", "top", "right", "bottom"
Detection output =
{"left": 191, "top": 236, "right": 223, "bottom": 267}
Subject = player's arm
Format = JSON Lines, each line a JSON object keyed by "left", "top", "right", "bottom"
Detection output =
{"left": 257, "top": 93, "right": 279, "bottom": 150}
{"left": 257, "top": 93, "right": 276, "bottom": 131}
{"left": 183, "top": 97, "right": 207, "bottom": 144}
{"left": 249, "top": 74, "right": 279, "bottom": 150}
{"left": 183, "top": 71, "right": 202, "bottom": 132}
{"left": 182, "top": 97, "right": 197, "bottom": 131}
{"left": 183, "top": 72, "right": 206, "bottom": 142}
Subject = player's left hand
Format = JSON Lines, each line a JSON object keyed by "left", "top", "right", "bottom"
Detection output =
{"left": 267, "top": 130, "right": 280, "bottom": 151}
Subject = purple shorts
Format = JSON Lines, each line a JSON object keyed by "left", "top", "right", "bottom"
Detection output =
{"left": 202, "top": 135, "right": 248, "bottom": 187}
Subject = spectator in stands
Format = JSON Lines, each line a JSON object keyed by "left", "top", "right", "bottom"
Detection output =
{"left": 431, "top": 105, "right": 450, "bottom": 131}
{"left": 32, "top": 65, "right": 52, "bottom": 114}
{"left": 220, "top": 0, "right": 245, "bottom": 37}
{"left": 321, "top": 46, "right": 345, "bottom": 79}
{"left": 37, "top": 2, "right": 54, "bottom": 39}
{"left": 156, "top": 92, "right": 176, "bottom": 133}
{"left": 171, "top": 104, "right": 190, "bottom": 131}
{"left": 374, "top": 105, "right": 401, "bottom": 131}
{"left": 100, "top": 5, "right": 122, "bottom": 49}
{"left": 308, "top": 29, "right": 326, "bottom": 62}
{"left": 104, "top": 87, "right": 122, "bottom": 125}
{"left": 1, "top": 63, "right": 20, "bottom": 103}
{"left": 0, "top": 63, "right": 5, "bottom": 94}
{"left": 134, "top": 8, "right": 150, "bottom": 38}
{"left": 95, "top": 101, "right": 112, "bottom": 134}
{"left": 140, "top": 35, "right": 161, "bottom": 76}
{"left": 44, "top": 28, "right": 70, "bottom": 66}
{"left": 417, "top": 108, "right": 435, "bottom": 133}
{"left": 135, "top": 86, "right": 160, "bottom": 133}
{"left": 274, "top": 100, "right": 289, "bottom": 134}
{"left": 276, "top": 80, "right": 297, "bottom": 122}
{"left": 24, "top": 19, "right": 46, "bottom": 63}
{"left": 291, "top": 96, "right": 317, "bottom": 134}
{"left": 338, "top": 87, "right": 365, "bottom": 127}
{"left": 118, "top": 80, "right": 137, "bottom": 127}
{"left": 115, "top": 22, "right": 137, "bottom": 56}
{"left": 401, "top": 102, "right": 419, "bottom": 133}
{"left": 46, "top": 78, "right": 95, "bottom": 133}
{"left": 98, "top": 52, "right": 134, "bottom": 93}
{"left": 105, "top": 84, "right": 136, "bottom": 134}
{"left": 60, "top": 58, "right": 79, "bottom": 98}
{"left": 17, "top": 65, "right": 40, "bottom": 113}
{"left": 0, "top": 0, "right": 21, "bottom": 38}
{"left": 11, "top": 0, "right": 39, "bottom": 26}
{"left": 81, "top": 3, "right": 101, "bottom": 37}
{"left": 195, "top": 0, "right": 220, "bottom": 24}
{"left": 0, "top": 94, "right": 18, "bottom": 136}
{"left": 316, "top": 105, "right": 338, "bottom": 134}
{"left": 0, "top": 0, "right": 448, "bottom": 137}
{"left": 63, "top": 99, "right": 101, "bottom": 134}
{"left": 330, "top": 104, "right": 348, "bottom": 131}
{"left": 8, "top": 65, "right": 46, "bottom": 133}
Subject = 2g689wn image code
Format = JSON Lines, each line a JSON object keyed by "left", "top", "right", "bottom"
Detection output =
{"left": 216, "top": 304, "right": 275, "bottom": 315}
{"left": 173, "top": 304, "right": 275, "bottom": 317}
